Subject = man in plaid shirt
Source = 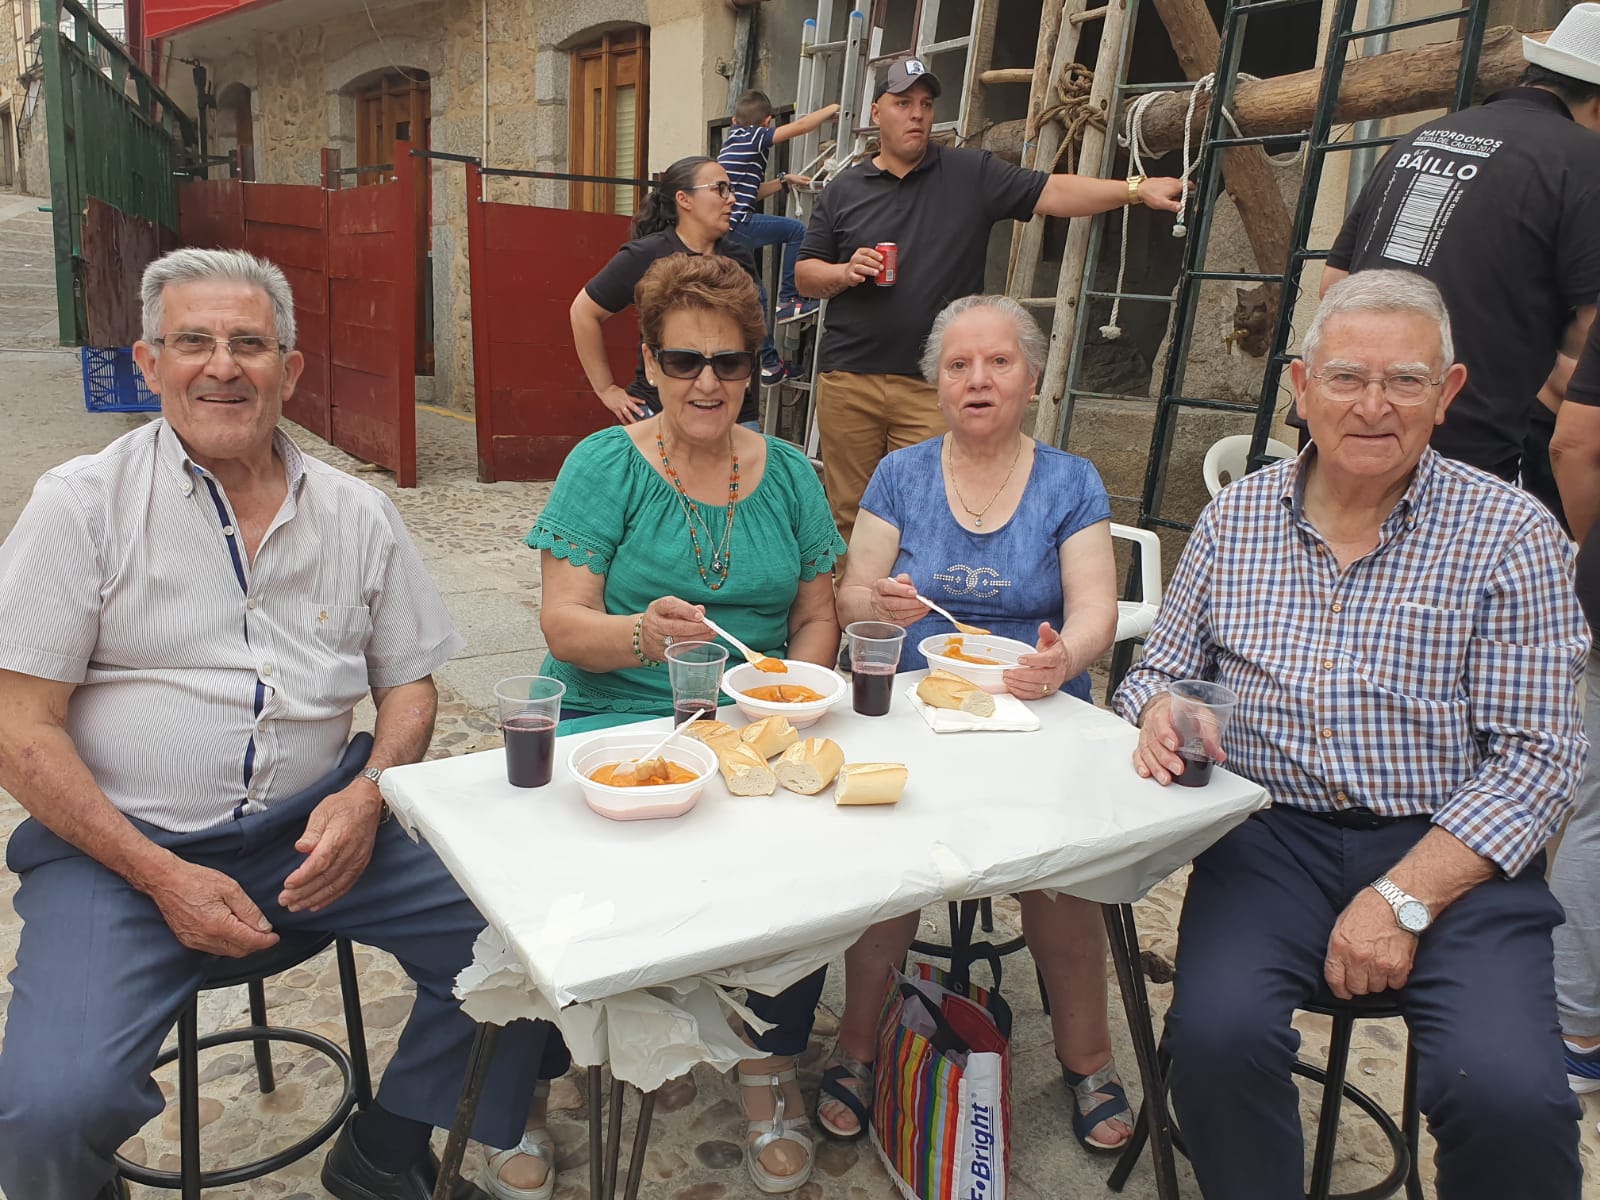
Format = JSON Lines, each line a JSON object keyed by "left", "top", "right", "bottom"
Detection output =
{"left": 1113, "top": 271, "right": 1587, "bottom": 1199}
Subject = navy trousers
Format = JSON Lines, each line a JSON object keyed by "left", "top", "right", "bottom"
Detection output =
{"left": 1166, "top": 806, "right": 1581, "bottom": 1200}
{"left": 0, "top": 737, "right": 552, "bottom": 1200}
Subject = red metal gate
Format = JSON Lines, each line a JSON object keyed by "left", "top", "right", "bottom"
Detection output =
{"left": 173, "top": 152, "right": 415, "bottom": 485}
{"left": 327, "top": 144, "right": 417, "bottom": 487}
{"left": 466, "top": 163, "right": 636, "bottom": 481}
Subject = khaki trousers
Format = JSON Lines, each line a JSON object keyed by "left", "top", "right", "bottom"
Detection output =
{"left": 815, "top": 370, "right": 946, "bottom": 549}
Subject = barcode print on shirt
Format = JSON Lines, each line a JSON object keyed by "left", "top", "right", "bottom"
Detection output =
{"left": 1381, "top": 173, "right": 1459, "bottom": 267}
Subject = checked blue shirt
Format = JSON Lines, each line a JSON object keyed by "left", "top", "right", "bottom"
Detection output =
{"left": 1113, "top": 447, "right": 1589, "bottom": 875}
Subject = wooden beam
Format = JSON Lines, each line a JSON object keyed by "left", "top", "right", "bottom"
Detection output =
{"left": 979, "top": 68, "right": 1035, "bottom": 85}
{"left": 1147, "top": 0, "right": 1293, "bottom": 278}
{"left": 983, "top": 24, "right": 1538, "bottom": 163}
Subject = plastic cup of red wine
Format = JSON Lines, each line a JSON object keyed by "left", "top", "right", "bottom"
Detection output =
{"left": 1167, "top": 679, "right": 1238, "bottom": 788}
{"left": 494, "top": 676, "right": 566, "bottom": 788}
{"left": 666, "top": 641, "right": 728, "bottom": 725}
{"left": 845, "top": 621, "right": 905, "bottom": 716}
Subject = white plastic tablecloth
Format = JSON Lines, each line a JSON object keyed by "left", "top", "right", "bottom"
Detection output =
{"left": 380, "top": 676, "right": 1269, "bottom": 1090}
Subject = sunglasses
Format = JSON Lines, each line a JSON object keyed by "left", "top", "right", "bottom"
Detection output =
{"left": 652, "top": 347, "right": 757, "bottom": 381}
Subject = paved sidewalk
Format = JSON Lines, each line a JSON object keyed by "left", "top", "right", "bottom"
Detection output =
{"left": 0, "top": 284, "right": 1594, "bottom": 1195}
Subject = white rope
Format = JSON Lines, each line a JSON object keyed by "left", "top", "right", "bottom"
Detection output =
{"left": 1099, "top": 73, "right": 1254, "bottom": 340}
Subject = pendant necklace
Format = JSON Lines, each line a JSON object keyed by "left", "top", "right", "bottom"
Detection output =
{"left": 945, "top": 436, "right": 1024, "bottom": 528}
{"left": 657, "top": 432, "right": 739, "bottom": 587}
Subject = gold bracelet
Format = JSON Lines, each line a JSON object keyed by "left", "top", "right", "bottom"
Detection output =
{"left": 1127, "top": 175, "right": 1146, "bottom": 206}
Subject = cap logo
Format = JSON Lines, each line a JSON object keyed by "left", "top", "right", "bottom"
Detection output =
{"left": 904, "top": 58, "right": 925, "bottom": 75}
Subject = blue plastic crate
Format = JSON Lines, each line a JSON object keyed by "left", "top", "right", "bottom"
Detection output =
{"left": 81, "top": 346, "right": 160, "bottom": 413}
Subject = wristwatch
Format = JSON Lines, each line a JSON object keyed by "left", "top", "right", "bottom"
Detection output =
{"left": 1127, "top": 175, "right": 1146, "bottom": 206}
{"left": 1371, "top": 875, "right": 1432, "bottom": 935}
{"left": 360, "top": 766, "right": 383, "bottom": 788}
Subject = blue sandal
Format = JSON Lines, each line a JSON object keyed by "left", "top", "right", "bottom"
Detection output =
{"left": 816, "top": 1050, "right": 872, "bottom": 1141}
{"left": 1063, "top": 1061, "right": 1134, "bottom": 1155}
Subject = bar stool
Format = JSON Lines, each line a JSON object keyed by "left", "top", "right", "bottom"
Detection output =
{"left": 1110, "top": 991, "right": 1422, "bottom": 1200}
{"left": 113, "top": 931, "right": 372, "bottom": 1199}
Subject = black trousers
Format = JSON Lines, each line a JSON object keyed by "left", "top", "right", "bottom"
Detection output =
{"left": 1166, "top": 806, "right": 1581, "bottom": 1200}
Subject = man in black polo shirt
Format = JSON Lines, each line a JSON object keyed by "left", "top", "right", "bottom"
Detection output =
{"left": 1322, "top": 6, "right": 1600, "bottom": 489}
{"left": 794, "top": 57, "right": 1184, "bottom": 546}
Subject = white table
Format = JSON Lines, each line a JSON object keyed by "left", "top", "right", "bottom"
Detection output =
{"left": 381, "top": 676, "right": 1269, "bottom": 1200}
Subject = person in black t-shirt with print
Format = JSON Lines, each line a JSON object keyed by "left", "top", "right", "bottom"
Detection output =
{"left": 1323, "top": 6, "right": 1600, "bottom": 495}
{"left": 794, "top": 56, "right": 1186, "bottom": 548}
{"left": 570, "top": 155, "right": 761, "bottom": 428}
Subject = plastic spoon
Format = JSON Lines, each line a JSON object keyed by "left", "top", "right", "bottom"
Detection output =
{"left": 914, "top": 594, "right": 990, "bottom": 637}
{"left": 701, "top": 614, "right": 787, "bottom": 673}
{"left": 611, "top": 705, "right": 709, "bottom": 786}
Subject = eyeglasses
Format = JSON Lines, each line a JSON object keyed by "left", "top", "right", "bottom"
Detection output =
{"left": 683, "top": 180, "right": 734, "bottom": 199}
{"left": 652, "top": 347, "right": 757, "bottom": 382}
{"left": 154, "top": 332, "right": 285, "bottom": 361}
{"left": 1309, "top": 368, "right": 1443, "bottom": 406}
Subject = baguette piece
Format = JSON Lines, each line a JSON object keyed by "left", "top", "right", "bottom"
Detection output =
{"left": 774, "top": 737, "right": 845, "bottom": 795}
{"left": 717, "top": 742, "right": 777, "bottom": 796}
{"left": 916, "top": 669, "right": 996, "bottom": 718}
{"left": 835, "top": 762, "right": 908, "bottom": 806}
{"left": 741, "top": 715, "right": 800, "bottom": 759}
{"left": 684, "top": 719, "right": 741, "bottom": 753}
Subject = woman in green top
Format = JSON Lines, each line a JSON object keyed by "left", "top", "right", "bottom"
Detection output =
{"left": 507, "top": 254, "right": 844, "bottom": 1199}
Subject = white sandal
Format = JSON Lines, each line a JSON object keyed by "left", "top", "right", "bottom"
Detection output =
{"left": 484, "top": 1082, "right": 556, "bottom": 1200}
{"left": 737, "top": 1064, "right": 815, "bottom": 1194}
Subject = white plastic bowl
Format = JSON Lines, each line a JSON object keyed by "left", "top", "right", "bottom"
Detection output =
{"left": 567, "top": 731, "right": 719, "bottom": 821}
{"left": 720, "top": 659, "right": 847, "bottom": 727}
{"left": 918, "top": 632, "right": 1034, "bottom": 695}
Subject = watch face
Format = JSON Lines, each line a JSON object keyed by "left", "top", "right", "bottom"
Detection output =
{"left": 1397, "top": 900, "right": 1430, "bottom": 932}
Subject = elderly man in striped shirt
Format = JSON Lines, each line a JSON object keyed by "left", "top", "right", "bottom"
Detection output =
{"left": 1113, "top": 271, "right": 1587, "bottom": 1200}
{"left": 0, "top": 249, "right": 550, "bottom": 1200}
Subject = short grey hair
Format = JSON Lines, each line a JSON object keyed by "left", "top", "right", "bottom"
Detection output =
{"left": 921, "top": 294, "right": 1048, "bottom": 385}
{"left": 1302, "top": 270, "right": 1453, "bottom": 368}
{"left": 140, "top": 248, "right": 297, "bottom": 350}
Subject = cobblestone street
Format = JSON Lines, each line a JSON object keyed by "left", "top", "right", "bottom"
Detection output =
{"left": 0, "top": 196, "right": 1594, "bottom": 1197}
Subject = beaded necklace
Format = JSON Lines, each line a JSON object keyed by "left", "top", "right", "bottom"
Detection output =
{"left": 656, "top": 431, "right": 739, "bottom": 589}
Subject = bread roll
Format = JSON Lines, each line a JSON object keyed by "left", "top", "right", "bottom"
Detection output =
{"left": 717, "top": 743, "right": 777, "bottom": 796}
{"left": 835, "top": 762, "right": 908, "bottom": 806}
{"left": 774, "top": 737, "right": 845, "bottom": 795}
{"left": 741, "top": 715, "right": 800, "bottom": 759}
{"left": 916, "top": 670, "right": 996, "bottom": 717}
{"left": 684, "top": 719, "right": 741, "bottom": 752}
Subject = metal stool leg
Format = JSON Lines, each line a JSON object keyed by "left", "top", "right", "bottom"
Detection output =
{"left": 1307, "top": 1011, "right": 1357, "bottom": 1200}
{"left": 1104, "top": 904, "right": 1180, "bottom": 1200}
{"left": 588, "top": 1066, "right": 605, "bottom": 1200}
{"left": 178, "top": 1001, "right": 202, "bottom": 1200}
{"left": 335, "top": 938, "right": 373, "bottom": 1106}
{"left": 247, "top": 977, "right": 275, "bottom": 1094}
{"left": 1401, "top": 1037, "right": 1423, "bottom": 1200}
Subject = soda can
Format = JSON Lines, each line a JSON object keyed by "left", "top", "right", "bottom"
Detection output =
{"left": 874, "top": 242, "right": 898, "bottom": 287}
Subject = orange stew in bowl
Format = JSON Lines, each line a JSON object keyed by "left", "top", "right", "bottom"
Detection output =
{"left": 589, "top": 760, "right": 700, "bottom": 787}
{"left": 742, "top": 684, "right": 827, "bottom": 703}
{"left": 942, "top": 636, "right": 1001, "bottom": 665}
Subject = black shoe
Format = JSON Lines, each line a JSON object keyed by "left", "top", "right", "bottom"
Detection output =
{"left": 322, "top": 1116, "right": 493, "bottom": 1200}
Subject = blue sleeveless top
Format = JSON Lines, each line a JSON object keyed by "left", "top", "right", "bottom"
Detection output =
{"left": 858, "top": 436, "right": 1112, "bottom": 700}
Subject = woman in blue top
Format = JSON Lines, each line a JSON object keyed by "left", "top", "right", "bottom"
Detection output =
{"left": 820, "top": 295, "right": 1130, "bottom": 1154}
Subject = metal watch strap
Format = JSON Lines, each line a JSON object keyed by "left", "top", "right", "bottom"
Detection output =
{"left": 360, "top": 766, "right": 392, "bottom": 823}
{"left": 1371, "top": 875, "right": 1428, "bottom": 930}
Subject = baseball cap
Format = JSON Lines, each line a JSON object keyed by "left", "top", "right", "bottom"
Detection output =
{"left": 873, "top": 57, "right": 943, "bottom": 101}
{"left": 1524, "top": 4, "right": 1600, "bottom": 86}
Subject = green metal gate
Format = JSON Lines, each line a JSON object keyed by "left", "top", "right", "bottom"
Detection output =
{"left": 39, "top": 0, "right": 197, "bottom": 344}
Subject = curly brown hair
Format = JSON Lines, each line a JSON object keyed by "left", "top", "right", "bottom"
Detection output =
{"left": 634, "top": 254, "right": 765, "bottom": 356}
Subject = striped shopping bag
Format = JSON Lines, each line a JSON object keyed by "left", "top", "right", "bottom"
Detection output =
{"left": 870, "top": 962, "right": 1013, "bottom": 1200}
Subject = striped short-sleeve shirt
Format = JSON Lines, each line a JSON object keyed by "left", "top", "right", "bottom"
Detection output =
{"left": 718, "top": 123, "right": 775, "bottom": 225}
{"left": 0, "top": 419, "right": 465, "bottom": 832}
{"left": 1112, "top": 448, "right": 1589, "bottom": 876}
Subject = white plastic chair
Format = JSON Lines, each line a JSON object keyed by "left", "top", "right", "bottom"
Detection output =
{"left": 1110, "top": 523, "right": 1163, "bottom": 644}
{"left": 1202, "top": 434, "right": 1297, "bottom": 498}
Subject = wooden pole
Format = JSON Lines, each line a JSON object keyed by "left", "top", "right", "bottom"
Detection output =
{"left": 982, "top": 24, "right": 1538, "bottom": 163}
{"left": 1150, "top": 0, "right": 1294, "bottom": 277}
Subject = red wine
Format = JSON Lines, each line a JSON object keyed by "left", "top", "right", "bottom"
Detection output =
{"left": 675, "top": 701, "right": 714, "bottom": 725}
{"left": 504, "top": 715, "right": 556, "bottom": 787}
{"left": 1175, "top": 754, "right": 1213, "bottom": 788}
{"left": 852, "top": 664, "right": 895, "bottom": 716}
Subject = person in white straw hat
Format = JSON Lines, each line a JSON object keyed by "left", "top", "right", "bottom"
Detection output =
{"left": 1322, "top": 2, "right": 1600, "bottom": 525}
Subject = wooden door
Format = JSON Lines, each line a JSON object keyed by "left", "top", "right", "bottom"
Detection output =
{"left": 356, "top": 74, "right": 433, "bottom": 374}
{"left": 569, "top": 28, "right": 649, "bottom": 216}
